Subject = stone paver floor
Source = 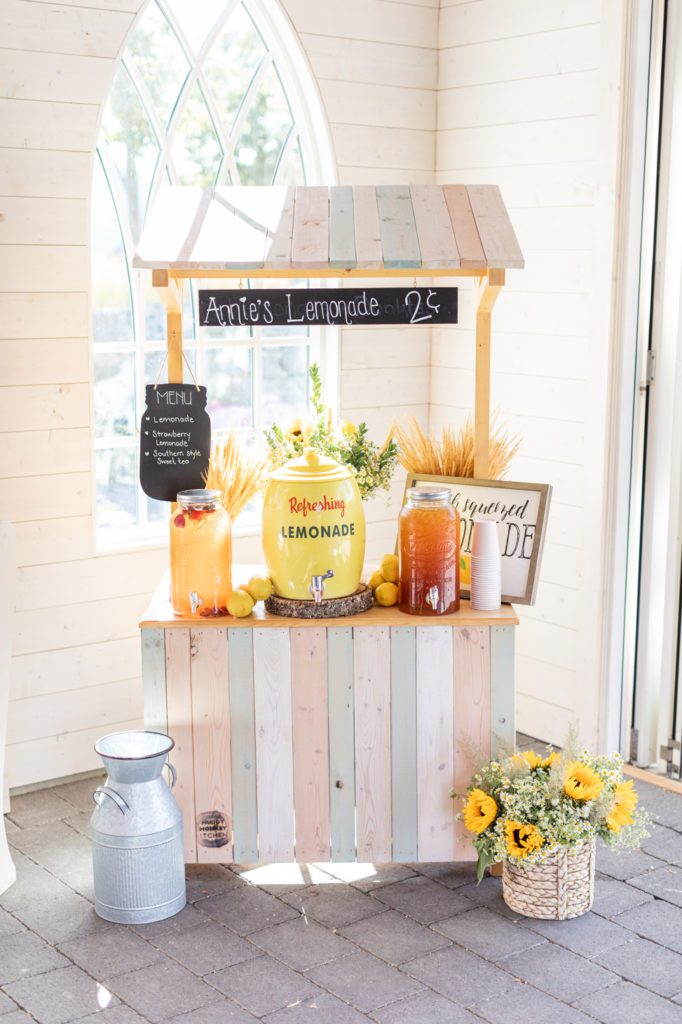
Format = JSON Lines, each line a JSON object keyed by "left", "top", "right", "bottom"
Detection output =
{"left": 2, "top": 760, "right": 682, "bottom": 1022}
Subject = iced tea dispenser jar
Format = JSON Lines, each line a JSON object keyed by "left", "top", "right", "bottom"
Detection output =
{"left": 399, "top": 486, "right": 460, "bottom": 615}
{"left": 170, "top": 489, "right": 231, "bottom": 617}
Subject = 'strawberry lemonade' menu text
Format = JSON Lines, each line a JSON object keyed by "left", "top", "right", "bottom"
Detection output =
{"left": 281, "top": 494, "right": 357, "bottom": 539}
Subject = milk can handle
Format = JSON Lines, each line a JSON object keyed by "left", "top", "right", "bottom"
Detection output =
{"left": 166, "top": 760, "right": 177, "bottom": 788}
{"left": 93, "top": 786, "right": 129, "bottom": 814}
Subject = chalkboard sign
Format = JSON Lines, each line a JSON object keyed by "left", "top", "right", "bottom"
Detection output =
{"left": 139, "top": 384, "right": 211, "bottom": 502}
{"left": 199, "top": 287, "right": 457, "bottom": 328}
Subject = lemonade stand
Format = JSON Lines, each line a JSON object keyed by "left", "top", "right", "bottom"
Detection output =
{"left": 136, "top": 183, "right": 524, "bottom": 865}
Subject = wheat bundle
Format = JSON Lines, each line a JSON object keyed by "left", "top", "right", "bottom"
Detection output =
{"left": 203, "top": 433, "right": 269, "bottom": 521}
{"left": 392, "top": 415, "right": 520, "bottom": 480}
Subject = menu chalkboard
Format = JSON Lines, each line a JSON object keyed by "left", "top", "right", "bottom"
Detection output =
{"left": 139, "top": 384, "right": 211, "bottom": 502}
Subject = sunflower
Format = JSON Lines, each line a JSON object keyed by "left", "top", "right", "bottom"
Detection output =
{"left": 513, "top": 749, "right": 560, "bottom": 771}
{"left": 463, "top": 788, "right": 498, "bottom": 834}
{"left": 606, "top": 780, "right": 638, "bottom": 831}
{"left": 564, "top": 762, "right": 604, "bottom": 801}
{"left": 505, "top": 820, "right": 544, "bottom": 859}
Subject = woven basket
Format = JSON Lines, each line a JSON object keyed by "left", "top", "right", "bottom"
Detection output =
{"left": 502, "top": 839, "right": 596, "bottom": 920}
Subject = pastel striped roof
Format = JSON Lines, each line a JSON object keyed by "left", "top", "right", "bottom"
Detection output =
{"left": 133, "top": 184, "right": 523, "bottom": 274}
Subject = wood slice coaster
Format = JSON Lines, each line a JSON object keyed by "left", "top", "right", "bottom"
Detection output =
{"left": 265, "top": 584, "right": 373, "bottom": 619}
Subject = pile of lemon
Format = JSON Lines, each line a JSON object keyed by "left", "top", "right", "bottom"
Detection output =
{"left": 227, "top": 575, "right": 273, "bottom": 618}
{"left": 368, "top": 554, "right": 400, "bottom": 607}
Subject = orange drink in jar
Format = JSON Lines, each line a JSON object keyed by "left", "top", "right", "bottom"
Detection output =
{"left": 399, "top": 487, "right": 460, "bottom": 615}
{"left": 170, "top": 489, "right": 232, "bottom": 617}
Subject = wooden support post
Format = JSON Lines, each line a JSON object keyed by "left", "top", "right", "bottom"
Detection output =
{"left": 152, "top": 268, "right": 184, "bottom": 384}
{"left": 474, "top": 269, "right": 505, "bottom": 478}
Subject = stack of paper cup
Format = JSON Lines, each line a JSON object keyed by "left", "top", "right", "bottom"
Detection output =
{"left": 470, "top": 519, "right": 502, "bottom": 611}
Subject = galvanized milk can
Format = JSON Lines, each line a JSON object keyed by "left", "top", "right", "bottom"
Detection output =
{"left": 91, "top": 730, "right": 186, "bottom": 924}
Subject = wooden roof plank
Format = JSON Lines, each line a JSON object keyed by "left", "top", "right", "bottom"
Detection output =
{"left": 263, "top": 186, "right": 295, "bottom": 269}
{"left": 329, "top": 185, "right": 356, "bottom": 269}
{"left": 410, "top": 184, "right": 460, "bottom": 268}
{"left": 442, "top": 184, "right": 487, "bottom": 270}
{"left": 467, "top": 184, "right": 525, "bottom": 269}
{"left": 291, "top": 185, "right": 329, "bottom": 269}
{"left": 133, "top": 185, "right": 206, "bottom": 269}
{"left": 353, "top": 185, "right": 383, "bottom": 269}
{"left": 376, "top": 185, "right": 422, "bottom": 269}
{"left": 186, "top": 186, "right": 270, "bottom": 270}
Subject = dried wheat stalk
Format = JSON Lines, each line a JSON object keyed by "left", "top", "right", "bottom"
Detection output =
{"left": 203, "top": 433, "right": 269, "bottom": 521}
{"left": 391, "top": 415, "right": 520, "bottom": 479}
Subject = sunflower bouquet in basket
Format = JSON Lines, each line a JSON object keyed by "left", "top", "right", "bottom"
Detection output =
{"left": 458, "top": 734, "right": 650, "bottom": 884}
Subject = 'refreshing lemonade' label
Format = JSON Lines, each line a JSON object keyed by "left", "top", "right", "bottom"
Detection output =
{"left": 281, "top": 493, "right": 357, "bottom": 540}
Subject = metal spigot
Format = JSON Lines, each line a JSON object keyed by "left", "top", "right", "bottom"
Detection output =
{"left": 309, "top": 570, "right": 334, "bottom": 605}
{"left": 425, "top": 585, "right": 439, "bottom": 611}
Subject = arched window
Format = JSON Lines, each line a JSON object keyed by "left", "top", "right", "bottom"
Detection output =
{"left": 91, "top": 0, "right": 335, "bottom": 548}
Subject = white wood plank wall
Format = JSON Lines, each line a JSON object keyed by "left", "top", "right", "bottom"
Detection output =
{"left": 435, "top": 0, "right": 625, "bottom": 746}
{"left": 0, "top": 0, "right": 437, "bottom": 787}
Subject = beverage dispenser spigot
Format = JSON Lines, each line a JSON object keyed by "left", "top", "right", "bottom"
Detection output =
{"left": 310, "top": 569, "right": 334, "bottom": 604}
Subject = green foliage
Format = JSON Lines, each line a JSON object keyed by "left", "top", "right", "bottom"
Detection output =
{"left": 263, "top": 364, "right": 399, "bottom": 501}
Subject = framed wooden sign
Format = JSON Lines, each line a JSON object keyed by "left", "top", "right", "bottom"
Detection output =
{"left": 402, "top": 474, "right": 552, "bottom": 605}
{"left": 199, "top": 287, "right": 457, "bottom": 328}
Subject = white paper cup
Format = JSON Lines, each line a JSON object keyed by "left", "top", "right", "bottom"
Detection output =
{"left": 471, "top": 519, "right": 501, "bottom": 562}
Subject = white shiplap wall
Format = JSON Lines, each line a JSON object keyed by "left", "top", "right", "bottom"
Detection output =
{"left": 435, "top": 0, "right": 625, "bottom": 746}
{"left": 0, "top": 0, "right": 438, "bottom": 787}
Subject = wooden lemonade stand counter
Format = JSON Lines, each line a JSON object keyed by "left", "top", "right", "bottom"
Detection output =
{"left": 134, "top": 183, "right": 524, "bottom": 864}
{"left": 141, "top": 578, "right": 517, "bottom": 865}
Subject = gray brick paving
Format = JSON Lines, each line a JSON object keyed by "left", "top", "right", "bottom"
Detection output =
{"left": 207, "top": 956, "right": 323, "bottom": 1017}
{"left": 372, "top": 876, "right": 472, "bottom": 924}
{"left": 200, "top": 885, "right": 299, "bottom": 935}
{"left": 166, "top": 1003, "right": 258, "bottom": 1023}
{"left": 58, "top": 927, "right": 165, "bottom": 981}
{"left": 307, "top": 950, "right": 424, "bottom": 1012}
{"left": 400, "top": 944, "right": 516, "bottom": 1006}
{"left": 5, "top": 964, "right": 120, "bottom": 1024}
{"left": 248, "top": 915, "right": 353, "bottom": 971}
{"left": 628, "top": 864, "right": 682, "bottom": 906}
{"left": 0, "top": 932, "right": 68, "bottom": 986}
{"left": 641, "top": 824, "right": 682, "bottom": 865}
{"left": 341, "top": 909, "right": 449, "bottom": 965}
{"left": 3, "top": 770, "right": 682, "bottom": 1020}
{"left": 596, "top": 840, "right": 663, "bottom": 881}
{"left": 281, "top": 884, "right": 384, "bottom": 928}
{"left": 575, "top": 978, "right": 682, "bottom": 1023}
{"left": 107, "top": 960, "right": 221, "bottom": 1023}
{"left": 615, "top": 897, "right": 682, "bottom": 953}
{"left": 369, "top": 991, "right": 482, "bottom": 1023}
{"left": 591, "top": 875, "right": 655, "bottom": 918}
{"left": 471, "top": 983, "right": 599, "bottom": 1024}
{"left": 520, "top": 909, "right": 633, "bottom": 957}
{"left": 499, "top": 942, "right": 619, "bottom": 1002}
{"left": 150, "top": 921, "right": 257, "bottom": 976}
{"left": 0, "top": 993, "right": 17, "bottom": 1016}
{"left": 434, "top": 906, "right": 546, "bottom": 960}
{"left": 262, "top": 992, "right": 369, "bottom": 1023}
{"left": 594, "top": 935, "right": 682, "bottom": 998}
{"left": 0, "top": 910, "right": 25, "bottom": 940}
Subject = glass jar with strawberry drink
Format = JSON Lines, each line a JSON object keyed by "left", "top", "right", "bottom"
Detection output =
{"left": 170, "top": 489, "right": 231, "bottom": 616}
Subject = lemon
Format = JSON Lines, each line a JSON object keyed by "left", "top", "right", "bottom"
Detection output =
{"left": 368, "top": 570, "right": 385, "bottom": 592}
{"left": 375, "top": 582, "right": 399, "bottom": 607}
{"left": 245, "top": 575, "right": 273, "bottom": 602}
{"left": 227, "top": 588, "right": 255, "bottom": 618}
{"left": 380, "top": 554, "right": 399, "bottom": 583}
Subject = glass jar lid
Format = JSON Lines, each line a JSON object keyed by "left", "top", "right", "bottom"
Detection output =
{"left": 177, "top": 489, "right": 222, "bottom": 508}
{"left": 406, "top": 486, "right": 452, "bottom": 504}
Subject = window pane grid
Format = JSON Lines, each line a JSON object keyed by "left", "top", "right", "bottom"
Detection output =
{"left": 92, "top": 0, "right": 328, "bottom": 548}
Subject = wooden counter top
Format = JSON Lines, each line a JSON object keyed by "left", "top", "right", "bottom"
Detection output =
{"left": 140, "top": 569, "right": 519, "bottom": 629}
